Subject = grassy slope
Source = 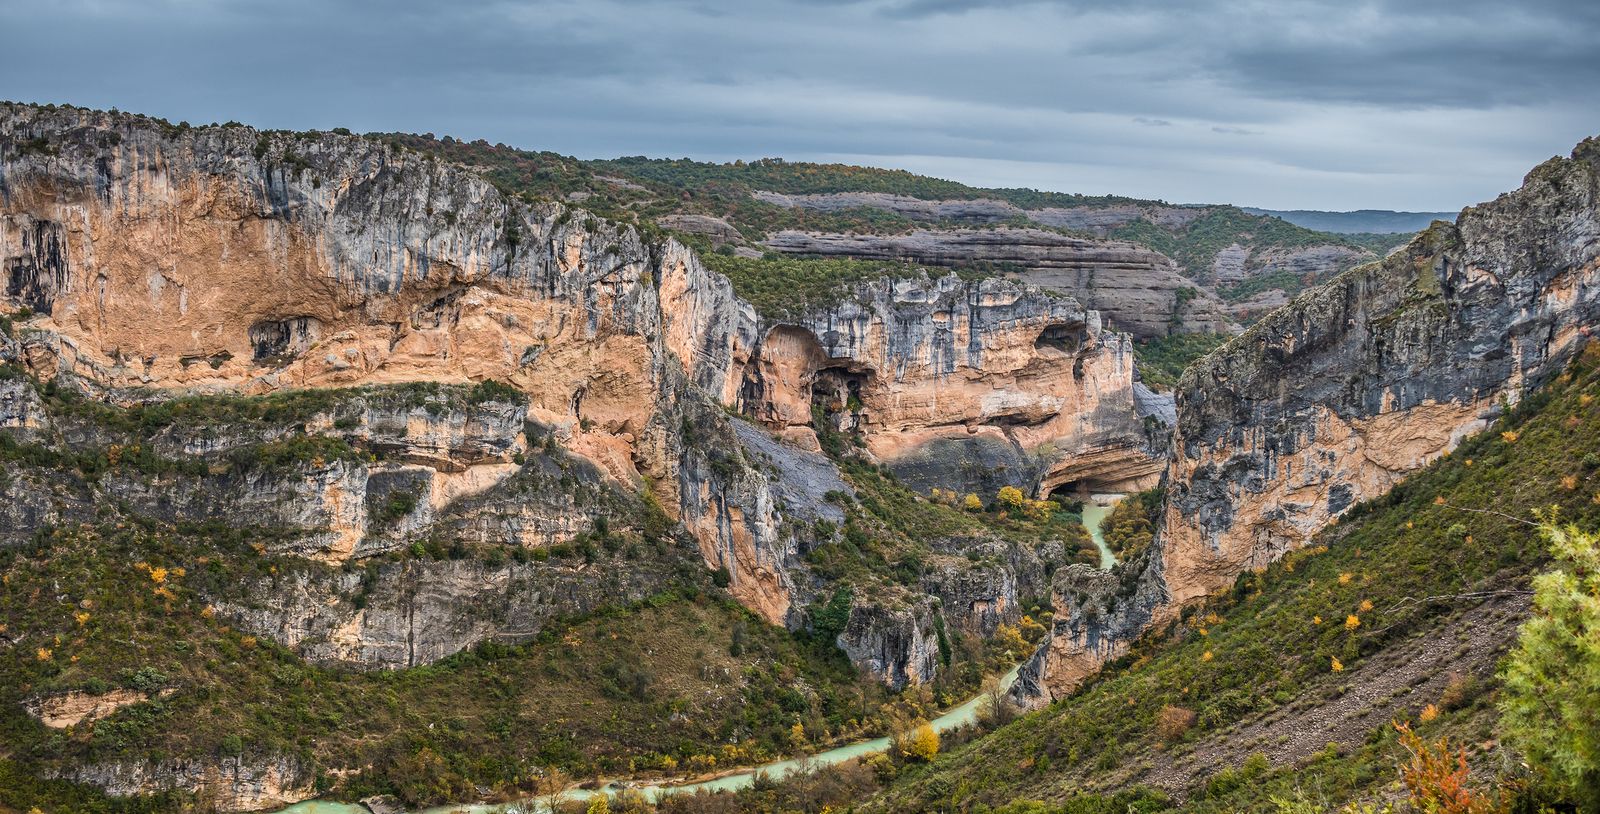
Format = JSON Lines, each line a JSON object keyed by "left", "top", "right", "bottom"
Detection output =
{"left": 0, "top": 379, "right": 916, "bottom": 810}
{"left": 871, "top": 344, "right": 1600, "bottom": 812}
{"left": 0, "top": 512, "right": 896, "bottom": 811}
{"left": 0, "top": 372, "right": 1088, "bottom": 811}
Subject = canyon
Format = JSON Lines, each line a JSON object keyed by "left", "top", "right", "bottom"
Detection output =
{"left": 1015, "top": 135, "right": 1600, "bottom": 704}
{"left": 4, "top": 101, "right": 1598, "bottom": 812}
{"left": 0, "top": 104, "right": 1155, "bottom": 692}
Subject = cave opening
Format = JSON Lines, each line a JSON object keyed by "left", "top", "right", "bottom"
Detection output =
{"left": 1046, "top": 480, "right": 1090, "bottom": 513}
{"left": 810, "top": 365, "right": 875, "bottom": 433}
{"left": 1034, "top": 322, "right": 1084, "bottom": 355}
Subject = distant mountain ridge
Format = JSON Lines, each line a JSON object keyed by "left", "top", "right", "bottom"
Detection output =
{"left": 1242, "top": 207, "right": 1457, "bottom": 233}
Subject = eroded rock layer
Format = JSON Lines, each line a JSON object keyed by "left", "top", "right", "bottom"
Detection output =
{"left": 1017, "top": 136, "right": 1600, "bottom": 703}
{"left": 762, "top": 228, "right": 1237, "bottom": 339}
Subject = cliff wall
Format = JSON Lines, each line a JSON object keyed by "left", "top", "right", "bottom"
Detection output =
{"left": 763, "top": 228, "right": 1236, "bottom": 339}
{"left": 0, "top": 104, "right": 1154, "bottom": 693}
{"left": 1017, "top": 136, "right": 1600, "bottom": 702}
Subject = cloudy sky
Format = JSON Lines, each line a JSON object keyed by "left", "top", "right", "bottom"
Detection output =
{"left": 3, "top": 0, "right": 1597, "bottom": 210}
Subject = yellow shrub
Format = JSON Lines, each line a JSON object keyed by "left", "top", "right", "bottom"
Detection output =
{"left": 996, "top": 486, "right": 1025, "bottom": 510}
{"left": 1021, "top": 499, "right": 1056, "bottom": 523}
{"left": 963, "top": 493, "right": 983, "bottom": 512}
{"left": 1155, "top": 705, "right": 1197, "bottom": 742}
{"left": 994, "top": 623, "right": 1028, "bottom": 653}
{"left": 1018, "top": 615, "right": 1046, "bottom": 641}
{"left": 900, "top": 723, "right": 939, "bottom": 762}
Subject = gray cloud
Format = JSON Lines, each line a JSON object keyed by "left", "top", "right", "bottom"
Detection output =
{"left": 0, "top": 0, "right": 1595, "bottom": 209}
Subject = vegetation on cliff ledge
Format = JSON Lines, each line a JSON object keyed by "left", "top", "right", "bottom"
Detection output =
{"left": 0, "top": 380, "right": 963, "bottom": 810}
{"left": 864, "top": 344, "right": 1600, "bottom": 812}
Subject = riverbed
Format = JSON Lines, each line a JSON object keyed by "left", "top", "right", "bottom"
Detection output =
{"left": 279, "top": 496, "right": 1118, "bottom": 814}
{"left": 1080, "top": 498, "right": 1119, "bottom": 569}
{"left": 276, "top": 664, "right": 1022, "bottom": 814}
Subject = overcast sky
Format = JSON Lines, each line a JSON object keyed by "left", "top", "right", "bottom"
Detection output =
{"left": 2, "top": 0, "right": 1597, "bottom": 210}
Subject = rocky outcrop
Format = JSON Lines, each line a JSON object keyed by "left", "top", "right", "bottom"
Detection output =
{"left": 221, "top": 547, "right": 684, "bottom": 668}
{"left": 755, "top": 192, "right": 1375, "bottom": 305}
{"left": 51, "top": 755, "right": 315, "bottom": 812}
{"left": 1017, "top": 135, "right": 1600, "bottom": 703}
{"left": 1209, "top": 243, "right": 1369, "bottom": 289}
{"left": 658, "top": 213, "right": 744, "bottom": 244}
{"left": 736, "top": 274, "right": 1166, "bottom": 499}
{"left": 762, "top": 228, "right": 1236, "bottom": 339}
{"left": 26, "top": 688, "right": 170, "bottom": 729}
{"left": 922, "top": 534, "right": 1056, "bottom": 637}
{"left": 836, "top": 597, "right": 943, "bottom": 690}
{"left": 0, "top": 104, "right": 1163, "bottom": 695}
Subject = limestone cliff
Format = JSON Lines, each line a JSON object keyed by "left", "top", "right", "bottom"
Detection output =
{"left": 752, "top": 191, "right": 1372, "bottom": 325}
{"left": 762, "top": 228, "right": 1236, "bottom": 340}
{"left": 737, "top": 272, "right": 1164, "bottom": 499}
{"left": 751, "top": 190, "right": 1202, "bottom": 233}
{"left": 1016, "top": 135, "right": 1600, "bottom": 703}
{"left": 0, "top": 104, "right": 1154, "bottom": 694}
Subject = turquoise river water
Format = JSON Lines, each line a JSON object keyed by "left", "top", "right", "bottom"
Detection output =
{"left": 275, "top": 498, "right": 1120, "bottom": 813}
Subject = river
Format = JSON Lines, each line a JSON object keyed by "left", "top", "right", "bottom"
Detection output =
{"left": 277, "top": 664, "right": 1022, "bottom": 814}
{"left": 1079, "top": 499, "right": 1118, "bottom": 570}
{"left": 278, "top": 497, "right": 1119, "bottom": 814}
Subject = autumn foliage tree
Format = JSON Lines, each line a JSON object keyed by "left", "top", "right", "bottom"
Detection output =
{"left": 996, "top": 486, "right": 1025, "bottom": 511}
{"left": 1393, "top": 722, "right": 1510, "bottom": 814}
{"left": 900, "top": 723, "right": 940, "bottom": 762}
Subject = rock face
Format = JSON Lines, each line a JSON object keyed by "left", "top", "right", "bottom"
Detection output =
{"left": 763, "top": 228, "right": 1237, "bottom": 339}
{"left": 752, "top": 190, "right": 1201, "bottom": 233}
{"left": 0, "top": 104, "right": 1159, "bottom": 702}
{"left": 753, "top": 191, "right": 1376, "bottom": 316}
{"left": 1209, "top": 243, "right": 1369, "bottom": 289}
{"left": 737, "top": 274, "right": 1165, "bottom": 499}
{"left": 26, "top": 688, "right": 167, "bottom": 729}
{"left": 657, "top": 213, "right": 744, "bottom": 244}
{"left": 51, "top": 755, "right": 315, "bottom": 812}
{"left": 836, "top": 598, "right": 943, "bottom": 691}
{"left": 222, "top": 549, "right": 686, "bottom": 669}
{"left": 1017, "top": 135, "right": 1600, "bottom": 703}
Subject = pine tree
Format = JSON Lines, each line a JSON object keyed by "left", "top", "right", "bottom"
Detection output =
{"left": 1500, "top": 521, "right": 1600, "bottom": 810}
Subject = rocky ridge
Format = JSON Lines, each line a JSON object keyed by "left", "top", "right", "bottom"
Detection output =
{"left": 753, "top": 191, "right": 1378, "bottom": 325}
{"left": 1016, "top": 135, "right": 1600, "bottom": 703}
